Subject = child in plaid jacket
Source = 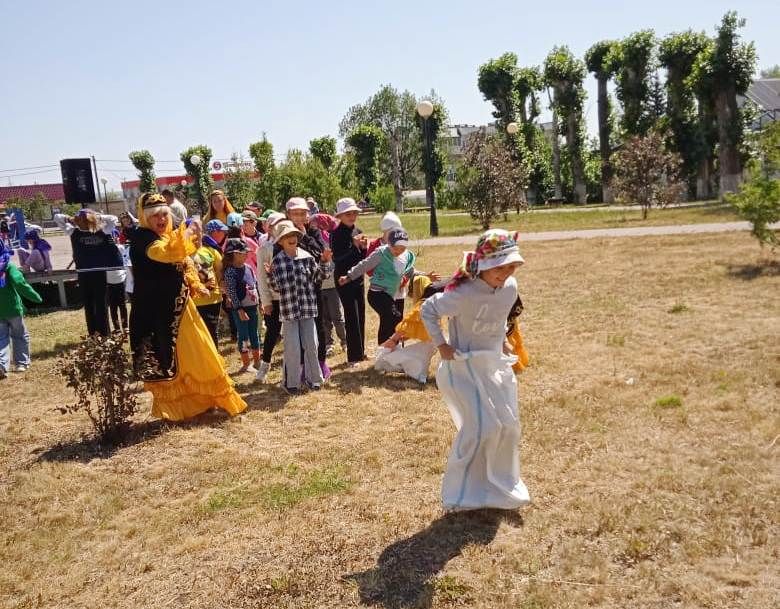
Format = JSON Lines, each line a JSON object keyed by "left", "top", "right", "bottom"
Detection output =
{"left": 268, "top": 221, "right": 333, "bottom": 393}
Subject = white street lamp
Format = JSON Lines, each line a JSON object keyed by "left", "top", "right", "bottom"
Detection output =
{"left": 416, "top": 100, "right": 434, "bottom": 119}
{"left": 99, "top": 177, "right": 109, "bottom": 207}
{"left": 507, "top": 122, "right": 519, "bottom": 135}
{"left": 416, "top": 99, "right": 438, "bottom": 236}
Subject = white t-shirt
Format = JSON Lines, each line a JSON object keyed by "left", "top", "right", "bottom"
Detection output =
{"left": 392, "top": 251, "right": 411, "bottom": 300}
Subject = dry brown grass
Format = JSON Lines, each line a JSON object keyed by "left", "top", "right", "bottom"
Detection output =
{"left": 1, "top": 232, "right": 778, "bottom": 609}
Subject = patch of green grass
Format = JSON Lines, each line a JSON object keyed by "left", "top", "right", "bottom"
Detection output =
{"left": 358, "top": 203, "right": 737, "bottom": 239}
{"left": 668, "top": 303, "right": 689, "bottom": 314}
{"left": 260, "top": 465, "right": 351, "bottom": 510}
{"left": 654, "top": 395, "right": 683, "bottom": 409}
{"left": 201, "top": 464, "right": 351, "bottom": 514}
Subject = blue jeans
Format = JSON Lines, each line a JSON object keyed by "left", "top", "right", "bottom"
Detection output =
{"left": 231, "top": 307, "right": 260, "bottom": 352}
{"left": 0, "top": 316, "right": 31, "bottom": 372}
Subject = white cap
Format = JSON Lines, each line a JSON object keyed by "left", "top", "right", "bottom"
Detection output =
{"left": 380, "top": 211, "right": 403, "bottom": 232}
{"left": 285, "top": 197, "right": 309, "bottom": 212}
{"left": 335, "top": 197, "right": 361, "bottom": 216}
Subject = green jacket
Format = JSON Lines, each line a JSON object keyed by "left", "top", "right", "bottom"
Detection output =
{"left": 0, "top": 263, "right": 43, "bottom": 319}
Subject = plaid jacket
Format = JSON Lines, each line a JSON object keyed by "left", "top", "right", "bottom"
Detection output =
{"left": 269, "top": 248, "right": 333, "bottom": 321}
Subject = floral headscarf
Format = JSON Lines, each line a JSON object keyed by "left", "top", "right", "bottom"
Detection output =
{"left": 446, "top": 229, "right": 523, "bottom": 291}
{"left": 309, "top": 213, "right": 339, "bottom": 245}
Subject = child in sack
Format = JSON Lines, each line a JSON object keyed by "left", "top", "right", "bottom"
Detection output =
{"left": 375, "top": 275, "right": 443, "bottom": 383}
{"left": 420, "top": 229, "right": 531, "bottom": 512}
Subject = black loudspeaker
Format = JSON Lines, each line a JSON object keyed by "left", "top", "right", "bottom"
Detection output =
{"left": 60, "top": 158, "right": 97, "bottom": 204}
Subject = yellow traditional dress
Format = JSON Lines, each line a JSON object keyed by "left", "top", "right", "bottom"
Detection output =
{"left": 129, "top": 212, "right": 246, "bottom": 421}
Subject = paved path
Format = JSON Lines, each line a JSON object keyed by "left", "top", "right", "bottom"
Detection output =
{"left": 411, "top": 221, "right": 778, "bottom": 247}
{"left": 34, "top": 220, "right": 777, "bottom": 270}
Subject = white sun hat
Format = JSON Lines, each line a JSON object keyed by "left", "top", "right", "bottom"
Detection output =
{"left": 335, "top": 197, "right": 361, "bottom": 216}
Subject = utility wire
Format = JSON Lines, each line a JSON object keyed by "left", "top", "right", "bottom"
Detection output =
{"left": 0, "top": 163, "right": 58, "bottom": 174}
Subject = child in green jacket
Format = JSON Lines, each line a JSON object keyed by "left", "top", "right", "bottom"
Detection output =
{"left": 0, "top": 241, "right": 42, "bottom": 378}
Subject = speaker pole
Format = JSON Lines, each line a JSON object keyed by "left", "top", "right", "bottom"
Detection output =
{"left": 91, "top": 155, "right": 105, "bottom": 212}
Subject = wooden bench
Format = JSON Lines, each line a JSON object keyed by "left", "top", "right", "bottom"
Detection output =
{"left": 22, "top": 270, "right": 78, "bottom": 308}
{"left": 405, "top": 206, "right": 431, "bottom": 213}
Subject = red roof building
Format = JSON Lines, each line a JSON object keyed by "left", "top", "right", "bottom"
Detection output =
{"left": 0, "top": 183, "right": 65, "bottom": 206}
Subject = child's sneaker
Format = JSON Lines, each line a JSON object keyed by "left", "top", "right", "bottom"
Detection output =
{"left": 255, "top": 361, "right": 270, "bottom": 382}
{"left": 13, "top": 364, "right": 28, "bottom": 373}
{"left": 0, "top": 368, "right": 6, "bottom": 380}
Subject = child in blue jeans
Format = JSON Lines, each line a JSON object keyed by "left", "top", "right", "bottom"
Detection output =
{"left": 222, "top": 238, "right": 261, "bottom": 374}
{"left": 0, "top": 241, "right": 42, "bottom": 378}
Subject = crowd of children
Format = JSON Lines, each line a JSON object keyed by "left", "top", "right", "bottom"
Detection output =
{"left": 2, "top": 191, "right": 532, "bottom": 512}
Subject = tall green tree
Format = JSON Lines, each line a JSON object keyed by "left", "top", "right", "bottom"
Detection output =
{"left": 223, "top": 154, "right": 257, "bottom": 210}
{"left": 128, "top": 150, "right": 157, "bottom": 194}
{"left": 180, "top": 145, "right": 214, "bottom": 214}
{"left": 478, "top": 52, "right": 520, "bottom": 127}
{"left": 609, "top": 30, "right": 658, "bottom": 137}
{"left": 339, "top": 85, "right": 425, "bottom": 211}
{"left": 690, "top": 11, "right": 757, "bottom": 195}
{"left": 276, "top": 149, "right": 346, "bottom": 211}
{"left": 346, "top": 125, "right": 385, "bottom": 200}
{"left": 309, "top": 136, "right": 337, "bottom": 170}
{"left": 659, "top": 30, "right": 711, "bottom": 197}
{"left": 478, "top": 54, "right": 550, "bottom": 203}
{"left": 585, "top": 40, "right": 619, "bottom": 202}
{"left": 248, "top": 134, "right": 278, "bottom": 208}
{"left": 544, "top": 46, "right": 588, "bottom": 203}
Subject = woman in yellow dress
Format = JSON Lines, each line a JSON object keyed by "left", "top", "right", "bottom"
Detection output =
{"left": 129, "top": 193, "right": 247, "bottom": 420}
{"left": 203, "top": 189, "right": 236, "bottom": 224}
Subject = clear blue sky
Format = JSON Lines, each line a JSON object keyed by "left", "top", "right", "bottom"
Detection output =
{"left": 1, "top": 0, "right": 777, "bottom": 190}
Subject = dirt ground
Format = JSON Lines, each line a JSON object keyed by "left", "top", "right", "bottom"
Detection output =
{"left": 1, "top": 231, "right": 778, "bottom": 609}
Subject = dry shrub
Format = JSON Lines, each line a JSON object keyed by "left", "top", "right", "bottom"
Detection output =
{"left": 56, "top": 333, "right": 138, "bottom": 443}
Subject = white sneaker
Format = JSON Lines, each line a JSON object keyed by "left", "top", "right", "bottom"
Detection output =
{"left": 13, "top": 365, "right": 28, "bottom": 373}
{"left": 255, "top": 361, "right": 270, "bottom": 382}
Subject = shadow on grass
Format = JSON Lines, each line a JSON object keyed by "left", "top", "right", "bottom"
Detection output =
{"left": 327, "top": 365, "right": 432, "bottom": 396}
{"left": 345, "top": 509, "right": 521, "bottom": 608}
{"left": 32, "top": 410, "right": 232, "bottom": 464}
{"left": 33, "top": 339, "right": 83, "bottom": 361}
{"left": 725, "top": 260, "right": 780, "bottom": 281}
{"left": 234, "top": 379, "right": 294, "bottom": 413}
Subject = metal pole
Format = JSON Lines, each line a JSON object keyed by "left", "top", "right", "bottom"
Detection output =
{"left": 424, "top": 118, "right": 439, "bottom": 236}
{"left": 91, "top": 155, "right": 101, "bottom": 209}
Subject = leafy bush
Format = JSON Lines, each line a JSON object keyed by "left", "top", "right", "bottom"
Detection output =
{"left": 458, "top": 132, "right": 528, "bottom": 229}
{"left": 727, "top": 121, "right": 780, "bottom": 248}
{"left": 56, "top": 334, "right": 139, "bottom": 443}
{"left": 369, "top": 185, "right": 395, "bottom": 213}
{"left": 436, "top": 183, "right": 465, "bottom": 210}
{"left": 612, "top": 131, "right": 686, "bottom": 218}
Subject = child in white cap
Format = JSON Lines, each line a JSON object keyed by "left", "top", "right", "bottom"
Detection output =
{"left": 331, "top": 197, "right": 368, "bottom": 366}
